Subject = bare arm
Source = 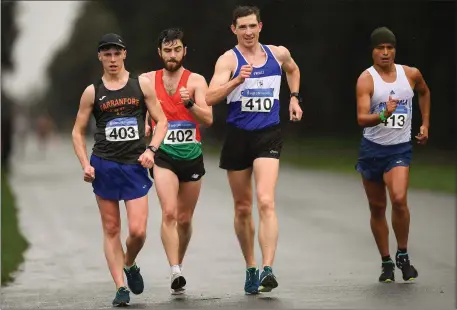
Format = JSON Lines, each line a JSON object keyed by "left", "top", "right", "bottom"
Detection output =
{"left": 139, "top": 76, "right": 168, "bottom": 149}
{"left": 205, "top": 52, "right": 240, "bottom": 106}
{"left": 187, "top": 74, "right": 213, "bottom": 127}
{"left": 72, "top": 85, "right": 95, "bottom": 169}
{"left": 274, "top": 46, "right": 300, "bottom": 93}
{"left": 411, "top": 67, "right": 430, "bottom": 128}
{"left": 139, "top": 72, "right": 154, "bottom": 135}
{"left": 356, "top": 72, "right": 384, "bottom": 127}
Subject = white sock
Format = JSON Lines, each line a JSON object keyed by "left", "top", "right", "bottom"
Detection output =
{"left": 171, "top": 265, "right": 180, "bottom": 274}
{"left": 179, "top": 264, "right": 182, "bottom": 270}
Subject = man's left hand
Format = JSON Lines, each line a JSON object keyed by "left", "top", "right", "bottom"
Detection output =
{"left": 415, "top": 125, "right": 429, "bottom": 145}
{"left": 289, "top": 97, "right": 303, "bottom": 121}
{"left": 138, "top": 149, "right": 155, "bottom": 168}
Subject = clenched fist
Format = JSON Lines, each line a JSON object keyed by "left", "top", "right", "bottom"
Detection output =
{"left": 138, "top": 148, "right": 155, "bottom": 169}
{"left": 236, "top": 64, "right": 253, "bottom": 84}
{"left": 179, "top": 87, "right": 190, "bottom": 104}
{"left": 384, "top": 96, "right": 398, "bottom": 118}
{"left": 83, "top": 165, "right": 95, "bottom": 183}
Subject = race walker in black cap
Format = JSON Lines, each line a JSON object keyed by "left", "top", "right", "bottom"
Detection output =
{"left": 98, "top": 33, "right": 127, "bottom": 50}
{"left": 355, "top": 27, "right": 431, "bottom": 283}
{"left": 72, "top": 33, "right": 168, "bottom": 306}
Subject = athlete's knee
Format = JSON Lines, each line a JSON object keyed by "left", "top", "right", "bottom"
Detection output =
{"left": 391, "top": 192, "right": 408, "bottom": 211}
{"left": 161, "top": 207, "right": 177, "bottom": 225}
{"left": 177, "top": 211, "right": 192, "bottom": 228}
{"left": 257, "top": 193, "right": 275, "bottom": 217}
{"left": 103, "top": 221, "right": 121, "bottom": 238}
{"left": 369, "top": 201, "right": 387, "bottom": 219}
{"left": 129, "top": 225, "right": 147, "bottom": 242}
{"left": 234, "top": 200, "right": 252, "bottom": 219}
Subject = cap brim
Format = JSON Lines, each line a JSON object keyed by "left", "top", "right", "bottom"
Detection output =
{"left": 98, "top": 42, "right": 126, "bottom": 50}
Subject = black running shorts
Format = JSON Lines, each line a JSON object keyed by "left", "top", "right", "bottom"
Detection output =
{"left": 150, "top": 149, "right": 205, "bottom": 182}
{"left": 219, "top": 124, "right": 283, "bottom": 171}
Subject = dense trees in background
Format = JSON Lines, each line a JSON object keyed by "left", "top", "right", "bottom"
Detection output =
{"left": 1, "top": 1, "right": 19, "bottom": 171}
{"left": 36, "top": 0, "right": 455, "bottom": 149}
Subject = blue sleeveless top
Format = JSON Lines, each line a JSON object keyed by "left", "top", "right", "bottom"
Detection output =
{"left": 226, "top": 44, "right": 282, "bottom": 131}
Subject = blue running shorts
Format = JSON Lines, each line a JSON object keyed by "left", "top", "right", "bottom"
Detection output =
{"left": 90, "top": 154, "right": 153, "bottom": 201}
{"left": 355, "top": 137, "right": 412, "bottom": 183}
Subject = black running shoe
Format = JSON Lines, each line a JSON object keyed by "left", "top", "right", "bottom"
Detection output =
{"left": 396, "top": 252, "right": 418, "bottom": 281}
{"left": 124, "top": 263, "right": 144, "bottom": 295}
{"left": 259, "top": 266, "right": 278, "bottom": 292}
{"left": 379, "top": 261, "right": 395, "bottom": 283}
{"left": 112, "top": 287, "right": 130, "bottom": 307}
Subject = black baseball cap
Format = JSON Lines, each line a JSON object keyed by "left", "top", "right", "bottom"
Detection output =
{"left": 97, "top": 33, "right": 126, "bottom": 51}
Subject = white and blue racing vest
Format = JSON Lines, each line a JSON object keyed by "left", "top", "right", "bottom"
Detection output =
{"left": 226, "top": 44, "right": 282, "bottom": 131}
{"left": 364, "top": 64, "right": 414, "bottom": 145}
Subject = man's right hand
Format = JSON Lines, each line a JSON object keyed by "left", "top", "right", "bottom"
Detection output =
{"left": 384, "top": 96, "right": 398, "bottom": 117}
{"left": 83, "top": 165, "right": 95, "bottom": 183}
{"left": 236, "top": 64, "right": 253, "bottom": 84}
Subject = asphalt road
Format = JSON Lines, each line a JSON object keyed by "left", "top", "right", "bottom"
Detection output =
{"left": 1, "top": 136, "right": 455, "bottom": 309}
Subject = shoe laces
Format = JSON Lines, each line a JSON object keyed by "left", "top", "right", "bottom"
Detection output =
{"left": 246, "top": 268, "right": 257, "bottom": 283}
{"left": 381, "top": 261, "right": 394, "bottom": 273}
{"left": 125, "top": 266, "right": 140, "bottom": 279}
{"left": 117, "top": 286, "right": 129, "bottom": 295}
{"left": 396, "top": 254, "right": 411, "bottom": 268}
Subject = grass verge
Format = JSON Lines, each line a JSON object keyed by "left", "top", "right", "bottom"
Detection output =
{"left": 1, "top": 171, "right": 29, "bottom": 286}
{"left": 202, "top": 136, "right": 456, "bottom": 194}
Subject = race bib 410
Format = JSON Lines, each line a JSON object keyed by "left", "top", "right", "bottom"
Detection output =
{"left": 379, "top": 106, "right": 408, "bottom": 129}
{"left": 241, "top": 88, "right": 275, "bottom": 113}
{"left": 163, "top": 121, "right": 196, "bottom": 145}
{"left": 105, "top": 117, "right": 139, "bottom": 141}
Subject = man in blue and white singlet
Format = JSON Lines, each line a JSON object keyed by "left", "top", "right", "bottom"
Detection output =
{"left": 355, "top": 27, "right": 430, "bottom": 284}
{"left": 206, "top": 5, "right": 303, "bottom": 295}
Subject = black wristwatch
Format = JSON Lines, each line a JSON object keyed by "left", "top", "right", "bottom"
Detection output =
{"left": 184, "top": 98, "right": 195, "bottom": 109}
{"left": 290, "top": 92, "right": 302, "bottom": 103}
{"left": 147, "top": 145, "right": 158, "bottom": 153}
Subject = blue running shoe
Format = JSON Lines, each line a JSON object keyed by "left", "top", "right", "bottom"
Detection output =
{"left": 124, "top": 263, "right": 144, "bottom": 295}
{"left": 244, "top": 267, "right": 260, "bottom": 295}
{"left": 112, "top": 286, "right": 130, "bottom": 307}
{"left": 259, "top": 266, "right": 278, "bottom": 292}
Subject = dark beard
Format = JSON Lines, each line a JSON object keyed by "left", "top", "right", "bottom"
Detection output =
{"left": 163, "top": 59, "right": 182, "bottom": 72}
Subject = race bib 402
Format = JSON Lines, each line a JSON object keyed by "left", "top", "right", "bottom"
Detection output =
{"left": 163, "top": 121, "right": 196, "bottom": 145}
{"left": 241, "top": 88, "right": 275, "bottom": 113}
{"left": 105, "top": 117, "right": 139, "bottom": 141}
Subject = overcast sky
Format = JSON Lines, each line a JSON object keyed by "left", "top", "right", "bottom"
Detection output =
{"left": 3, "top": 1, "right": 84, "bottom": 102}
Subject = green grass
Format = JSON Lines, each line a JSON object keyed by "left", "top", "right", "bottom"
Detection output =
{"left": 1, "top": 171, "right": 29, "bottom": 286}
{"left": 202, "top": 136, "right": 456, "bottom": 194}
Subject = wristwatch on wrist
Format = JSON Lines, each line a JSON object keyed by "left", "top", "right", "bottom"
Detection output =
{"left": 185, "top": 98, "right": 195, "bottom": 109}
{"left": 147, "top": 145, "right": 158, "bottom": 153}
{"left": 290, "top": 92, "right": 302, "bottom": 103}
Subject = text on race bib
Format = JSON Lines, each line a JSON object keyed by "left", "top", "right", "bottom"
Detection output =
{"left": 241, "top": 88, "right": 274, "bottom": 113}
{"left": 160, "top": 121, "right": 196, "bottom": 145}
{"left": 105, "top": 117, "right": 139, "bottom": 141}
{"left": 379, "top": 106, "right": 408, "bottom": 129}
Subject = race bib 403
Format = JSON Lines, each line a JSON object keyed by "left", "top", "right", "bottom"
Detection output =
{"left": 105, "top": 117, "right": 139, "bottom": 141}
{"left": 241, "top": 88, "right": 275, "bottom": 113}
{"left": 379, "top": 106, "right": 408, "bottom": 129}
{"left": 163, "top": 121, "right": 196, "bottom": 145}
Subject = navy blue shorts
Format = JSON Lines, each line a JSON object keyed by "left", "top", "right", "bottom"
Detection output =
{"left": 90, "top": 154, "right": 153, "bottom": 201}
{"left": 355, "top": 137, "right": 412, "bottom": 182}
